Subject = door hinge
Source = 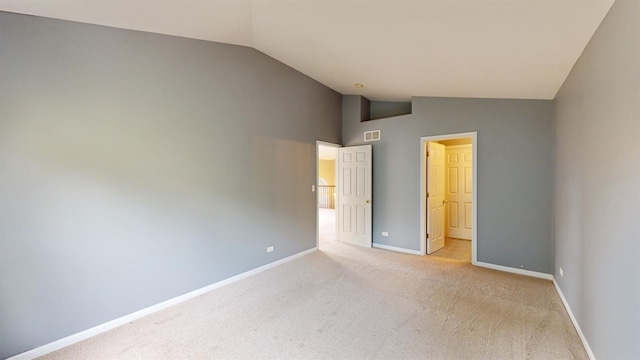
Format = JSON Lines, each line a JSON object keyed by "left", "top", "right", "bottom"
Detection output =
{"left": 426, "top": 192, "right": 429, "bottom": 198}
{"left": 426, "top": 151, "right": 430, "bottom": 157}
{"left": 426, "top": 233, "right": 429, "bottom": 239}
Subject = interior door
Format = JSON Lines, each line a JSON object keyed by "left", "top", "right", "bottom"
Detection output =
{"left": 337, "top": 145, "right": 372, "bottom": 248}
{"left": 427, "top": 142, "right": 445, "bottom": 254}
{"left": 445, "top": 145, "right": 472, "bottom": 240}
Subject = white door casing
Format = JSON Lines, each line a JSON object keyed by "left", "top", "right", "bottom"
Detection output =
{"left": 427, "top": 142, "right": 446, "bottom": 254}
{"left": 445, "top": 145, "right": 473, "bottom": 240}
{"left": 337, "top": 145, "right": 372, "bottom": 248}
{"left": 419, "top": 132, "right": 477, "bottom": 262}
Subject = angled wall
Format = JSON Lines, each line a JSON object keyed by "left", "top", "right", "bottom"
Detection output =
{"left": 343, "top": 95, "right": 554, "bottom": 273}
{"left": 0, "top": 12, "right": 341, "bottom": 358}
{"left": 554, "top": 0, "right": 640, "bottom": 358}
{"left": 369, "top": 101, "right": 412, "bottom": 120}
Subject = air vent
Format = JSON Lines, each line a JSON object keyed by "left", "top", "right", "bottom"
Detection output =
{"left": 364, "top": 130, "right": 381, "bottom": 142}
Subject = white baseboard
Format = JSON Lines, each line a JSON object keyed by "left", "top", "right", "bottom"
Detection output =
{"left": 473, "top": 261, "right": 553, "bottom": 280}
{"left": 372, "top": 243, "right": 422, "bottom": 255}
{"left": 471, "top": 262, "right": 594, "bottom": 358}
{"left": 8, "top": 247, "right": 318, "bottom": 360}
{"left": 553, "top": 279, "right": 596, "bottom": 360}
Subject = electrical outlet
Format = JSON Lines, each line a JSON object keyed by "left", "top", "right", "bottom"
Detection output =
{"left": 559, "top": 267, "right": 564, "bottom": 277}
{"left": 382, "top": 232, "right": 389, "bottom": 237}
{"left": 311, "top": 185, "right": 315, "bottom": 192}
{"left": 267, "top": 246, "right": 274, "bottom": 253}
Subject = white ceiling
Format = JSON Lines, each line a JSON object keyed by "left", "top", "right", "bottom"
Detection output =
{"left": 0, "top": 0, "right": 614, "bottom": 101}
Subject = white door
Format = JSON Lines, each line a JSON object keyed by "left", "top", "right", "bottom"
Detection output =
{"left": 337, "top": 145, "right": 372, "bottom": 248}
{"left": 426, "top": 142, "right": 445, "bottom": 254}
{"left": 445, "top": 145, "right": 472, "bottom": 240}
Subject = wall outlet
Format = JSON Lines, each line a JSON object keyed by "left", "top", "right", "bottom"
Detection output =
{"left": 382, "top": 232, "right": 389, "bottom": 237}
{"left": 267, "top": 246, "right": 274, "bottom": 253}
{"left": 559, "top": 267, "right": 564, "bottom": 277}
{"left": 311, "top": 185, "right": 315, "bottom": 192}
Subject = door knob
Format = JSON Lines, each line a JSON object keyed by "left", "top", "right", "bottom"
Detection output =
{"left": 366, "top": 199, "right": 371, "bottom": 204}
{"left": 442, "top": 200, "right": 448, "bottom": 204}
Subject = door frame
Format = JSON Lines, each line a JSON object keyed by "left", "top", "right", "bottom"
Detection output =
{"left": 419, "top": 132, "right": 477, "bottom": 264}
{"left": 316, "top": 140, "right": 341, "bottom": 249}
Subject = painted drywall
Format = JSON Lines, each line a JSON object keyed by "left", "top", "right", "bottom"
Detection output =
{"left": 0, "top": 12, "right": 341, "bottom": 358}
{"left": 553, "top": 0, "right": 640, "bottom": 358}
{"left": 342, "top": 95, "right": 370, "bottom": 124}
{"left": 343, "top": 95, "right": 554, "bottom": 273}
{"left": 369, "top": 101, "right": 412, "bottom": 120}
{"left": 318, "top": 160, "right": 335, "bottom": 185}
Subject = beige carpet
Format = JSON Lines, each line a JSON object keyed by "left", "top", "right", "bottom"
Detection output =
{"left": 40, "top": 239, "right": 587, "bottom": 360}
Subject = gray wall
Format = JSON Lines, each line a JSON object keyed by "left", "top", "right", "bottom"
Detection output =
{"left": 369, "top": 100, "right": 412, "bottom": 120}
{"left": 343, "top": 95, "right": 554, "bottom": 273}
{"left": 554, "top": 0, "right": 640, "bottom": 358}
{"left": 0, "top": 12, "right": 341, "bottom": 358}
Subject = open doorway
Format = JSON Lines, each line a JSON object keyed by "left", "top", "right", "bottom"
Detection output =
{"left": 420, "top": 132, "right": 477, "bottom": 264}
{"left": 316, "top": 142, "right": 339, "bottom": 248}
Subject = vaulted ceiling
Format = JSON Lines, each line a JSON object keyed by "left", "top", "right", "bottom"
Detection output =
{"left": 0, "top": 0, "right": 614, "bottom": 101}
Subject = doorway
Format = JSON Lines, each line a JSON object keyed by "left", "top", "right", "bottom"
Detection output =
{"left": 420, "top": 132, "right": 477, "bottom": 263}
{"left": 316, "top": 141, "right": 373, "bottom": 249}
{"left": 316, "top": 142, "right": 339, "bottom": 248}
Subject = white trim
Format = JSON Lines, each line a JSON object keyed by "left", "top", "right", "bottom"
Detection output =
{"left": 316, "top": 140, "right": 341, "bottom": 249}
{"left": 420, "top": 132, "right": 477, "bottom": 264}
{"left": 372, "top": 243, "right": 422, "bottom": 255}
{"left": 553, "top": 279, "right": 596, "bottom": 360}
{"left": 8, "top": 247, "right": 318, "bottom": 360}
{"left": 474, "top": 261, "right": 553, "bottom": 280}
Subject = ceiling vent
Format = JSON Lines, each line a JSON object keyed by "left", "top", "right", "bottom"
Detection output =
{"left": 364, "top": 130, "right": 381, "bottom": 142}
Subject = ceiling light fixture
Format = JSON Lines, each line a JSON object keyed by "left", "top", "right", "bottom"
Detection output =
{"left": 354, "top": 83, "right": 364, "bottom": 88}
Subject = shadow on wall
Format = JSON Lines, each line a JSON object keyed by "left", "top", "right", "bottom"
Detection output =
{"left": 359, "top": 97, "right": 412, "bottom": 121}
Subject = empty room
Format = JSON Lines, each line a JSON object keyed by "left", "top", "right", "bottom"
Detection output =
{"left": 1, "top": 0, "right": 638, "bottom": 359}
